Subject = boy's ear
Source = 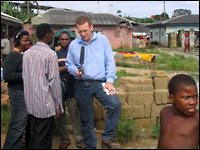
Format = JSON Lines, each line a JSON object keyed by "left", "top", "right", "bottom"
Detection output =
{"left": 169, "top": 94, "right": 175, "bottom": 104}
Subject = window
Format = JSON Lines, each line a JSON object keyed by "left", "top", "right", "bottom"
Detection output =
{"left": 150, "top": 32, "right": 153, "bottom": 39}
{"left": 94, "top": 31, "right": 103, "bottom": 35}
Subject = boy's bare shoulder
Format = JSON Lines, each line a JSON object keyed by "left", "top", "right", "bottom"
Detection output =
{"left": 160, "top": 105, "right": 172, "bottom": 115}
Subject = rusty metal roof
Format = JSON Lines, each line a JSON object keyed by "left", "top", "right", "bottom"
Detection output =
{"left": 31, "top": 8, "right": 135, "bottom": 26}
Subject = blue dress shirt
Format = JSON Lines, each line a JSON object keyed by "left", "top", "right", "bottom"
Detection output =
{"left": 66, "top": 32, "right": 117, "bottom": 84}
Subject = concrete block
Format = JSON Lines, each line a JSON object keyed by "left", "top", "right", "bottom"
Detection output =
{"left": 151, "top": 104, "right": 170, "bottom": 118}
{"left": 141, "top": 78, "right": 153, "bottom": 85}
{"left": 127, "top": 91, "right": 154, "bottom": 105}
{"left": 150, "top": 70, "right": 168, "bottom": 78}
{"left": 94, "top": 104, "right": 103, "bottom": 120}
{"left": 154, "top": 77, "right": 168, "bottom": 89}
{"left": 120, "top": 84, "right": 142, "bottom": 92}
{"left": 154, "top": 89, "right": 169, "bottom": 105}
{"left": 120, "top": 104, "right": 133, "bottom": 119}
{"left": 144, "top": 105, "right": 151, "bottom": 118}
{"left": 102, "top": 108, "right": 107, "bottom": 120}
{"left": 134, "top": 118, "right": 151, "bottom": 129}
{"left": 95, "top": 120, "right": 105, "bottom": 130}
{"left": 141, "top": 85, "right": 153, "bottom": 91}
{"left": 117, "top": 90, "right": 127, "bottom": 106}
{"left": 132, "top": 105, "right": 144, "bottom": 119}
{"left": 118, "top": 77, "right": 141, "bottom": 85}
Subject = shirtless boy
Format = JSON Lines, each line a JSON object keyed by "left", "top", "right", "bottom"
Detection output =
{"left": 157, "top": 74, "right": 199, "bottom": 149}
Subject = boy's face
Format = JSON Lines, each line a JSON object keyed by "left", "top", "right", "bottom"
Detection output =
{"left": 169, "top": 84, "right": 198, "bottom": 116}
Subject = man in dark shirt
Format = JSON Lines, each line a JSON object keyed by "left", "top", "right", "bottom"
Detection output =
{"left": 56, "top": 31, "right": 85, "bottom": 149}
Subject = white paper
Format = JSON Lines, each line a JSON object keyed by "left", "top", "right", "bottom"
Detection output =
{"left": 102, "top": 83, "right": 110, "bottom": 95}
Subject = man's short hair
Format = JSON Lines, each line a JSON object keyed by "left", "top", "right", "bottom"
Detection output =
{"left": 36, "top": 23, "right": 53, "bottom": 40}
{"left": 59, "top": 31, "right": 70, "bottom": 39}
{"left": 76, "top": 16, "right": 91, "bottom": 26}
{"left": 168, "top": 74, "right": 196, "bottom": 95}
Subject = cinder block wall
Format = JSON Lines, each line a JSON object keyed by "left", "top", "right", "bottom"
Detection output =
{"left": 93, "top": 70, "right": 174, "bottom": 130}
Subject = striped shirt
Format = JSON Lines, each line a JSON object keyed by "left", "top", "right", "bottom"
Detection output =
{"left": 22, "top": 42, "right": 64, "bottom": 118}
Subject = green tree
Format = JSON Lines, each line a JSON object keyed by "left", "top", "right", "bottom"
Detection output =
{"left": 1, "top": 1, "right": 37, "bottom": 22}
{"left": 117, "top": 10, "right": 122, "bottom": 17}
{"left": 172, "top": 9, "right": 192, "bottom": 18}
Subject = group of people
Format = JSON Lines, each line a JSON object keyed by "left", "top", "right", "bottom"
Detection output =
{"left": 2, "top": 15, "right": 199, "bottom": 149}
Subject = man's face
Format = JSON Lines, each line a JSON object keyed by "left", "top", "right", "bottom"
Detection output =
{"left": 77, "top": 22, "right": 93, "bottom": 43}
{"left": 58, "top": 33, "right": 71, "bottom": 49}
{"left": 170, "top": 84, "right": 198, "bottom": 116}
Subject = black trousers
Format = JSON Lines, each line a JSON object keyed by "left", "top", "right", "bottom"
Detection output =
{"left": 26, "top": 115, "right": 54, "bottom": 149}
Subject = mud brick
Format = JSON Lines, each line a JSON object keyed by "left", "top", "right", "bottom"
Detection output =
{"left": 154, "top": 77, "right": 168, "bottom": 89}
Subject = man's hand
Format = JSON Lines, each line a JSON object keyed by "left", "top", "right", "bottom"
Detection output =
{"left": 103, "top": 82, "right": 117, "bottom": 96}
{"left": 54, "top": 104, "right": 62, "bottom": 119}
{"left": 76, "top": 69, "right": 84, "bottom": 78}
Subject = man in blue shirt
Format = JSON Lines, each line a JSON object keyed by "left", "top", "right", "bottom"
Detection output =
{"left": 66, "top": 16, "right": 122, "bottom": 149}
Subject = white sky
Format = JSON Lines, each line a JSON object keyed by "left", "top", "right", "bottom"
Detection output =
{"left": 10, "top": 1, "right": 199, "bottom": 18}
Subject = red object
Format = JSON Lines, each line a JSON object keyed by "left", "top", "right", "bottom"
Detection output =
{"left": 120, "top": 51, "right": 136, "bottom": 54}
{"left": 184, "top": 34, "right": 189, "bottom": 36}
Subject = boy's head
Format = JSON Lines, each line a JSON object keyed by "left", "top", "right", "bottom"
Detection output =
{"left": 168, "top": 74, "right": 198, "bottom": 116}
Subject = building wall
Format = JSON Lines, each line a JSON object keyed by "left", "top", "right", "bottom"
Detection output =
{"left": 149, "top": 27, "right": 166, "bottom": 45}
{"left": 166, "top": 25, "right": 199, "bottom": 33}
{"left": 23, "top": 25, "right": 133, "bottom": 49}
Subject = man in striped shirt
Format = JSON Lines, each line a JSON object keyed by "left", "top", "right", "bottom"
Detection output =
{"left": 22, "top": 23, "right": 64, "bottom": 149}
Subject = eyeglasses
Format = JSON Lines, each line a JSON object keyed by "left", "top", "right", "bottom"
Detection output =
{"left": 60, "top": 38, "right": 70, "bottom": 41}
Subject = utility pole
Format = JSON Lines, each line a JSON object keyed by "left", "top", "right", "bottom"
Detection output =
{"left": 164, "top": 1, "right": 166, "bottom": 20}
{"left": 27, "top": 1, "right": 30, "bottom": 21}
{"left": 97, "top": 1, "right": 100, "bottom": 13}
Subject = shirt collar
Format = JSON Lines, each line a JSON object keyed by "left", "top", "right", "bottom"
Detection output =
{"left": 36, "top": 41, "right": 51, "bottom": 48}
{"left": 78, "top": 32, "right": 97, "bottom": 45}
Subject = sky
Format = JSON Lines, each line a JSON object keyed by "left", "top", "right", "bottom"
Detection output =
{"left": 10, "top": 1, "right": 199, "bottom": 18}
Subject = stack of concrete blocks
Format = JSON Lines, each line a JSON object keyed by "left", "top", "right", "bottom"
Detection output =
{"left": 93, "top": 70, "right": 173, "bottom": 130}
{"left": 132, "top": 39, "right": 146, "bottom": 49}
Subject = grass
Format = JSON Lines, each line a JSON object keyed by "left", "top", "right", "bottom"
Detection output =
{"left": 114, "top": 70, "right": 138, "bottom": 87}
{"left": 151, "top": 124, "right": 160, "bottom": 139}
{"left": 1, "top": 104, "right": 11, "bottom": 134}
{"left": 115, "top": 118, "right": 140, "bottom": 144}
{"left": 115, "top": 49, "right": 199, "bottom": 72}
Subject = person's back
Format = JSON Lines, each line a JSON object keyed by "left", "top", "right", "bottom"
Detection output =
{"left": 1, "top": 32, "right": 11, "bottom": 61}
{"left": 157, "top": 74, "right": 199, "bottom": 149}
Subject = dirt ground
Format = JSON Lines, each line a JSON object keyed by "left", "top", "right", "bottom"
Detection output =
{"left": 1, "top": 91, "right": 157, "bottom": 149}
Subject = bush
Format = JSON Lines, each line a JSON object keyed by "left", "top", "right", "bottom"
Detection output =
{"left": 115, "top": 118, "right": 140, "bottom": 144}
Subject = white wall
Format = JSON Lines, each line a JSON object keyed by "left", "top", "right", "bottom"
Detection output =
{"left": 149, "top": 27, "right": 166, "bottom": 45}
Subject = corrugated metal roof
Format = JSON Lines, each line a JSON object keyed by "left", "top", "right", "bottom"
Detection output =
{"left": 1, "top": 12, "right": 24, "bottom": 24}
{"left": 31, "top": 8, "right": 135, "bottom": 26}
{"left": 145, "top": 14, "right": 199, "bottom": 28}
